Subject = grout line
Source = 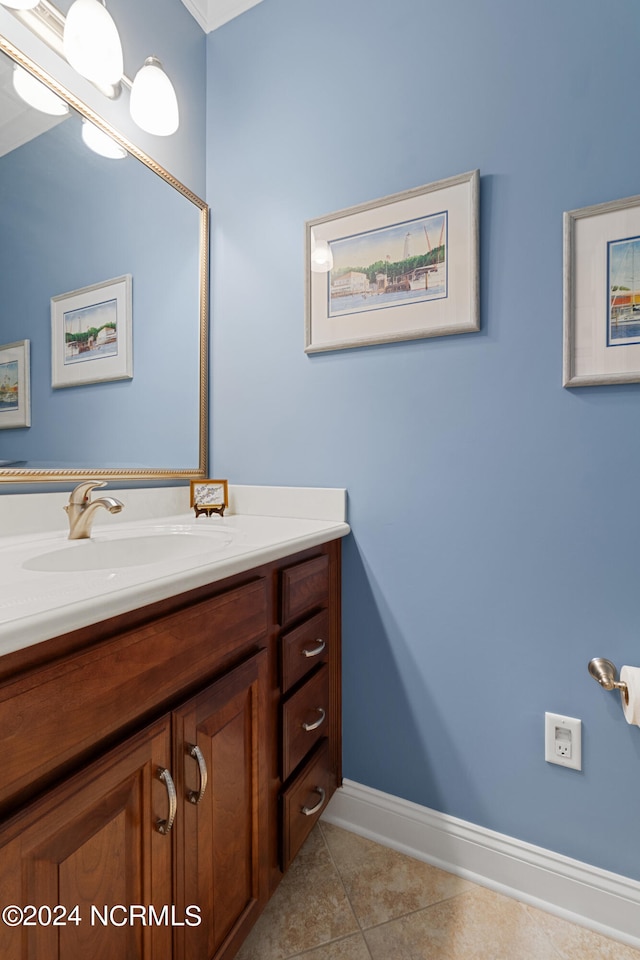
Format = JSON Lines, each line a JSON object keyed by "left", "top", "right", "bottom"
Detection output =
{"left": 359, "top": 891, "right": 477, "bottom": 933}
{"left": 318, "top": 822, "right": 369, "bottom": 938}
{"left": 288, "top": 930, "right": 374, "bottom": 960}
{"left": 518, "top": 900, "right": 581, "bottom": 960}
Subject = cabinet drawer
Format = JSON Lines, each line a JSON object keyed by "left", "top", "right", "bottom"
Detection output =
{"left": 0, "top": 579, "right": 268, "bottom": 813}
{"left": 281, "top": 665, "right": 329, "bottom": 781}
{"left": 280, "top": 610, "right": 329, "bottom": 693}
{"left": 280, "top": 740, "right": 334, "bottom": 871}
{"left": 280, "top": 555, "right": 329, "bottom": 626}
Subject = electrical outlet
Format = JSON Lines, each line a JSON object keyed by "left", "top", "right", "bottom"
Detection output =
{"left": 545, "top": 712, "right": 581, "bottom": 770}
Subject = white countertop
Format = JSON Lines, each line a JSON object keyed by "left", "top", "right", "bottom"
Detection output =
{"left": 0, "top": 485, "right": 349, "bottom": 658}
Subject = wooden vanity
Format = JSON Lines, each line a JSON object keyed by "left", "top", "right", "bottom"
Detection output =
{"left": 0, "top": 538, "right": 342, "bottom": 959}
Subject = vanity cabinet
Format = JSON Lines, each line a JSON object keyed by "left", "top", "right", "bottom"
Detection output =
{"left": 0, "top": 540, "right": 341, "bottom": 960}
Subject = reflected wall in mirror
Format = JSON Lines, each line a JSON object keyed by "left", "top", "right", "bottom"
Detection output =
{"left": 0, "top": 35, "right": 208, "bottom": 483}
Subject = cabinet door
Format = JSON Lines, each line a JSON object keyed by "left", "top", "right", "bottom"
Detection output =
{"left": 173, "top": 650, "right": 268, "bottom": 960}
{"left": 0, "top": 717, "right": 173, "bottom": 960}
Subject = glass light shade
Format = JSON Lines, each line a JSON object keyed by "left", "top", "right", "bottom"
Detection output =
{"left": 12, "top": 66, "right": 69, "bottom": 116}
{"left": 310, "top": 240, "right": 334, "bottom": 273}
{"left": 130, "top": 57, "right": 179, "bottom": 136}
{"left": 63, "top": 0, "right": 123, "bottom": 87}
{"left": 0, "top": 0, "right": 40, "bottom": 8}
{"left": 81, "top": 119, "right": 126, "bottom": 159}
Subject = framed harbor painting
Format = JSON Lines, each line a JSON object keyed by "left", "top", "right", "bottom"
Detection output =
{"left": 0, "top": 339, "right": 30, "bottom": 429}
{"left": 51, "top": 275, "right": 132, "bottom": 388}
{"left": 564, "top": 193, "right": 640, "bottom": 386}
{"left": 305, "top": 169, "right": 479, "bottom": 353}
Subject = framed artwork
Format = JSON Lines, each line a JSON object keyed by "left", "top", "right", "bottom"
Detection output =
{"left": 190, "top": 479, "right": 229, "bottom": 517}
{"left": 51, "top": 275, "right": 132, "bottom": 388}
{"left": 305, "top": 169, "right": 480, "bottom": 353}
{"left": 0, "top": 339, "right": 30, "bottom": 429}
{"left": 564, "top": 193, "right": 640, "bottom": 386}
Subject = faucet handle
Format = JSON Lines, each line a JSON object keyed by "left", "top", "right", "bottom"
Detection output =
{"left": 66, "top": 480, "right": 107, "bottom": 505}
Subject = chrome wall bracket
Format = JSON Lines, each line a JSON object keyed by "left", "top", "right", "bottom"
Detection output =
{"left": 588, "top": 658, "right": 629, "bottom": 705}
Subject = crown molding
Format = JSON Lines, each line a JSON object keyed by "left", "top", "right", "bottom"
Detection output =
{"left": 180, "top": 0, "right": 265, "bottom": 33}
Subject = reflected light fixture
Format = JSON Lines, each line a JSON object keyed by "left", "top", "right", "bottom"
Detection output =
{"left": 0, "top": 0, "right": 180, "bottom": 136}
{"left": 310, "top": 240, "right": 334, "bottom": 273}
{"left": 81, "top": 118, "right": 126, "bottom": 159}
{"left": 12, "top": 64, "right": 69, "bottom": 115}
{"left": 63, "top": 0, "right": 123, "bottom": 87}
{"left": 130, "top": 56, "right": 179, "bottom": 136}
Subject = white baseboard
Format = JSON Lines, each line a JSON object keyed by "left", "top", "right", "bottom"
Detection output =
{"left": 322, "top": 779, "right": 640, "bottom": 949}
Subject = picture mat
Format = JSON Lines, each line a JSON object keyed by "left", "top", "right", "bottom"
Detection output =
{"left": 572, "top": 206, "right": 640, "bottom": 380}
{"left": 307, "top": 176, "right": 477, "bottom": 351}
{"left": 51, "top": 275, "right": 132, "bottom": 388}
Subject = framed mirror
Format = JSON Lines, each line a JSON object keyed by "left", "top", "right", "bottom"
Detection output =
{"left": 0, "top": 33, "right": 208, "bottom": 483}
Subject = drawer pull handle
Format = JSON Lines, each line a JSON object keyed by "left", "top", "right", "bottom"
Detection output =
{"left": 186, "top": 743, "right": 208, "bottom": 805}
{"left": 301, "top": 786, "right": 326, "bottom": 817}
{"left": 302, "top": 639, "right": 326, "bottom": 659}
{"left": 302, "top": 707, "right": 326, "bottom": 732}
{"left": 157, "top": 767, "right": 177, "bottom": 834}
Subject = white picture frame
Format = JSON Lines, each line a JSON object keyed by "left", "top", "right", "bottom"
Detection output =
{"left": 51, "top": 275, "right": 132, "bottom": 388}
{"left": 305, "top": 170, "right": 480, "bottom": 353}
{"left": 0, "top": 339, "right": 30, "bottom": 429}
{"left": 564, "top": 193, "right": 640, "bottom": 386}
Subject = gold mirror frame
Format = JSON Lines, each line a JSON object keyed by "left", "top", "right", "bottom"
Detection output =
{"left": 0, "top": 33, "right": 208, "bottom": 484}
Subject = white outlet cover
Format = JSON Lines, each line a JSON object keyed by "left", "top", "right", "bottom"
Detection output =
{"left": 545, "top": 712, "right": 582, "bottom": 771}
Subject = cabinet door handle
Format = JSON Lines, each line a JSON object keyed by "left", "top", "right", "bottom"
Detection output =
{"left": 301, "top": 786, "right": 326, "bottom": 817}
{"left": 156, "top": 767, "right": 177, "bottom": 834}
{"left": 302, "top": 639, "right": 326, "bottom": 659}
{"left": 186, "top": 743, "right": 208, "bottom": 805}
{"left": 302, "top": 707, "right": 326, "bottom": 732}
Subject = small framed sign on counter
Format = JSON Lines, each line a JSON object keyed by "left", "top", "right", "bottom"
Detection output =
{"left": 190, "top": 479, "right": 229, "bottom": 517}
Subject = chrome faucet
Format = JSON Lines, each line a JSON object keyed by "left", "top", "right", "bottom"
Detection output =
{"left": 65, "top": 480, "right": 123, "bottom": 540}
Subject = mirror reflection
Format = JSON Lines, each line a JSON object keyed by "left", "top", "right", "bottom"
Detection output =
{"left": 0, "top": 41, "right": 207, "bottom": 480}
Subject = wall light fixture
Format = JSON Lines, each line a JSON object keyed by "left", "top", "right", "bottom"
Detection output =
{"left": 63, "top": 0, "right": 123, "bottom": 88}
{"left": 310, "top": 240, "right": 334, "bottom": 273}
{"left": 1, "top": 0, "right": 179, "bottom": 135}
{"left": 80, "top": 117, "right": 126, "bottom": 159}
{"left": 12, "top": 61, "right": 69, "bottom": 114}
{"left": 130, "top": 56, "right": 179, "bottom": 136}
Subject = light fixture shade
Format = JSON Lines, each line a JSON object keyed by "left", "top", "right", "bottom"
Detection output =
{"left": 130, "top": 57, "right": 179, "bottom": 136}
{"left": 81, "top": 119, "right": 126, "bottom": 159}
{"left": 63, "top": 0, "right": 123, "bottom": 87}
{"left": 0, "top": 0, "right": 40, "bottom": 8}
{"left": 12, "top": 65, "right": 69, "bottom": 116}
{"left": 310, "top": 240, "right": 334, "bottom": 273}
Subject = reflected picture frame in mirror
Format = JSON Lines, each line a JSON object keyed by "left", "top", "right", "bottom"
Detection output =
{"left": 0, "top": 32, "right": 209, "bottom": 484}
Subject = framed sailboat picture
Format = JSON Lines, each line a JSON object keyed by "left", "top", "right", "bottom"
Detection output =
{"left": 564, "top": 193, "right": 640, "bottom": 386}
{"left": 51, "top": 275, "right": 132, "bottom": 388}
{"left": 305, "top": 170, "right": 480, "bottom": 353}
{"left": 0, "top": 339, "right": 30, "bottom": 429}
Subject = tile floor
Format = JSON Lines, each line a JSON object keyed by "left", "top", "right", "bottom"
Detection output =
{"left": 236, "top": 821, "right": 640, "bottom": 960}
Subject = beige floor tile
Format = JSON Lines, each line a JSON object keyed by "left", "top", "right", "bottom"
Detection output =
{"left": 522, "top": 903, "right": 640, "bottom": 959}
{"left": 235, "top": 826, "right": 359, "bottom": 960}
{"left": 363, "top": 885, "right": 565, "bottom": 960}
{"left": 294, "top": 933, "right": 372, "bottom": 960}
{"left": 320, "top": 821, "right": 475, "bottom": 929}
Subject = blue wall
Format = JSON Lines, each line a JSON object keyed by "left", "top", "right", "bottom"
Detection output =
{"left": 207, "top": 0, "right": 640, "bottom": 879}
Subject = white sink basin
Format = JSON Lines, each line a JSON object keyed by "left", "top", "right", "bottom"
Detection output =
{"left": 22, "top": 527, "right": 234, "bottom": 573}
